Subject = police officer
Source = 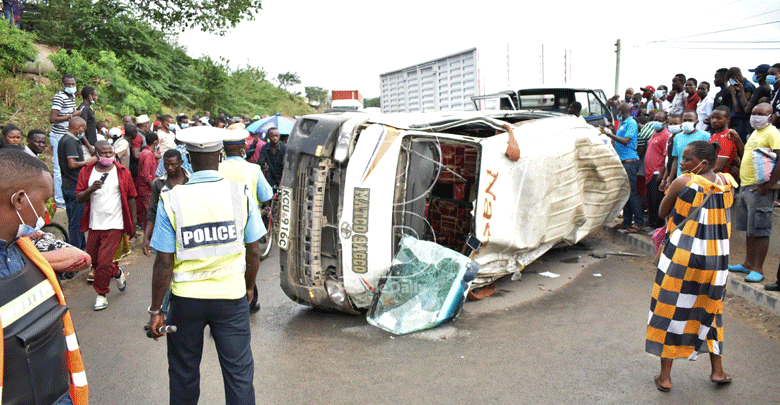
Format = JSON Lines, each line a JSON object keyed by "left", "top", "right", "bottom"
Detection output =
{"left": 0, "top": 149, "right": 88, "bottom": 404}
{"left": 146, "top": 126, "right": 264, "bottom": 405}
{"left": 219, "top": 128, "right": 274, "bottom": 208}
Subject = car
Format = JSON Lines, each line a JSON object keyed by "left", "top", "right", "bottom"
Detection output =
{"left": 277, "top": 109, "right": 629, "bottom": 313}
{"left": 472, "top": 88, "right": 614, "bottom": 127}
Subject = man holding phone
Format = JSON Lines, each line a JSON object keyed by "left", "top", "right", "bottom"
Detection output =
{"left": 76, "top": 140, "right": 138, "bottom": 310}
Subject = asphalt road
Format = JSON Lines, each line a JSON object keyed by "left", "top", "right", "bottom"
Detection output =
{"left": 61, "top": 234, "right": 780, "bottom": 404}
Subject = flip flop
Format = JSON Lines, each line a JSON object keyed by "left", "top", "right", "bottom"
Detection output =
{"left": 711, "top": 374, "right": 732, "bottom": 385}
{"left": 654, "top": 376, "right": 670, "bottom": 392}
{"left": 745, "top": 271, "right": 764, "bottom": 283}
{"left": 727, "top": 264, "right": 750, "bottom": 274}
{"left": 86, "top": 274, "right": 95, "bottom": 283}
{"left": 613, "top": 223, "right": 629, "bottom": 230}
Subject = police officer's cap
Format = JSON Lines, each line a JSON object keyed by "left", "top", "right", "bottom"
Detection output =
{"left": 223, "top": 124, "right": 250, "bottom": 146}
{"left": 176, "top": 126, "right": 225, "bottom": 153}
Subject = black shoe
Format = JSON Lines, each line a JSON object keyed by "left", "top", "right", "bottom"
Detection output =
{"left": 764, "top": 282, "right": 780, "bottom": 292}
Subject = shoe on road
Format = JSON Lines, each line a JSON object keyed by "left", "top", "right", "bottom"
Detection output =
{"left": 115, "top": 267, "right": 127, "bottom": 292}
{"left": 94, "top": 295, "right": 108, "bottom": 311}
{"left": 764, "top": 283, "right": 780, "bottom": 291}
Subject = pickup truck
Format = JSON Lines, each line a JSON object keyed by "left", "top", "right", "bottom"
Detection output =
{"left": 277, "top": 110, "right": 629, "bottom": 313}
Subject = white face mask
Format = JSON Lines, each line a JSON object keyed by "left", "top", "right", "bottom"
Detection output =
{"left": 681, "top": 122, "right": 696, "bottom": 134}
{"left": 750, "top": 114, "right": 770, "bottom": 130}
{"left": 13, "top": 192, "right": 44, "bottom": 238}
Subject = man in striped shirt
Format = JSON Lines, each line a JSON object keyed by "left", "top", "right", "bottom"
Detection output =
{"left": 48, "top": 75, "right": 83, "bottom": 208}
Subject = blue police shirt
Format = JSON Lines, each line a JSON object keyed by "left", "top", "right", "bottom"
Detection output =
{"left": 150, "top": 170, "right": 264, "bottom": 253}
{"left": 224, "top": 156, "right": 274, "bottom": 203}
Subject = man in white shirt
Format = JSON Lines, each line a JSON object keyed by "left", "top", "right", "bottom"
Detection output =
{"left": 696, "top": 81, "right": 714, "bottom": 131}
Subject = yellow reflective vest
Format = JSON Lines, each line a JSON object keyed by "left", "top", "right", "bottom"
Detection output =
{"left": 161, "top": 178, "right": 250, "bottom": 299}
{"left": 219, "top": 157, "right": 264, "bottom": 207}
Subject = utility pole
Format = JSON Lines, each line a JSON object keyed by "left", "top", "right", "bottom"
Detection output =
{"left": 564, "top": 50, "right": 568, "bottom": 84}
{"left": 614, "top": 39, "right": 621, "bottom": 95}
{"left": 540, "top": 43, "right": 545, "bottom": 84}
{"left": 506, "top": 43, "right": 510, "bottom": 88}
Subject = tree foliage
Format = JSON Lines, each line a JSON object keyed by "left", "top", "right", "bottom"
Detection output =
{"left": 305, "top": 86, "right": 328, "bottom": 105}
{"left": 275, "top": 72, "right": 300, "bottom": 92}
{"left": 364, "top": 97, "right": 380, "bottom": 108}
{"left": 128, "top": 0, "right": 262, "bottom": 34}
{"left": 0, "top": 23, "right": 37, "bottom": 72}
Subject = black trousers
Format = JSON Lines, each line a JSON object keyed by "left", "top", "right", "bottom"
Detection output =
{"left": 167, "top": 295, "right": 255, "bottom": 405}
{"left": 646, "top": 174, "right": 665, "bottom": 228}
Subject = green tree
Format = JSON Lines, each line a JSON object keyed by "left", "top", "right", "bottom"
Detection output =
{"left": 364, "top": 97, "right": 380, "bottom": 108}
{"left": 0, "top": 22, "right": 37, "bottom": 72}
{"left": 305, "top": 86, "right": 328, "bottom": 106}
{"left": 275, "top": 72, "right": 300, "bottom": 92}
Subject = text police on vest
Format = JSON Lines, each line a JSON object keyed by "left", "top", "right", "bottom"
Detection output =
{"left": 181, "top": 221, "right": 239, "bottom": 249}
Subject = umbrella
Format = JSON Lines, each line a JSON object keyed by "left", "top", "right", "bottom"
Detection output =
{"left": 246, "top": 113, "right": 296, "bottom": 135}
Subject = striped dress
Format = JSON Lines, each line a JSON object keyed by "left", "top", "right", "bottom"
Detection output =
{"left": 646, "top": 172, "right": 735, "bottom": 360}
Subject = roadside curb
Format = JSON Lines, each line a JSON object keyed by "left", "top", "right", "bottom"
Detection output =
{"left": 604, "top": 225, "right": 780, "bottom": 316}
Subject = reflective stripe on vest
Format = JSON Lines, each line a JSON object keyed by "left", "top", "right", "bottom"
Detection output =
{"left": 164, "top": 179, "right": 247, "bottom": 261}
{"left": 0, "top": 280, "right": 55, "bottom": 328}
{"left": 171, "top": 261, "right": 245, "bottom": 283}
{"left": 219, "top": 159, "right": 260, "bottom": 206}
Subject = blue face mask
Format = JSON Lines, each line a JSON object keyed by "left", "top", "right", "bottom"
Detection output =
{"left": 77, "top": 133, "right": 84, "bottom": 140}
{"left": 668, "top": 125, "right": 682, "bottom": 134}
{"left": 655, "top": 91, "right": 665, "bottom": 99}
{"left": 63, "top": 86, "right": 76, "bottom": 95}
{"left": 168, "top": 124, "right": 176, "bottom": 131}
{"left": 652, "top": 122, "right": 664, "bottom": 131}
{"left": 90, "top": 99, "right": 95, "bottom": 105}
{"left": 180, "top": 123, "right": 188, "bottom": 129}
{"left": 752, "top": 74, "right": 759, "bottom": 83}
{"left": 767, "top": 75, "right": 778, "bottom": 85}
{"left": 13, "top": 193, "right": 44, "bottom": 238}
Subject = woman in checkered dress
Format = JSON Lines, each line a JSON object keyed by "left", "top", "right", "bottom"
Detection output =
{"left": 646, "top": 141, "right": 736, "bottom": 392}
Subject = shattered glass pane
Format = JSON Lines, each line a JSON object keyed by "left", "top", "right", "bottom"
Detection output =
{"left": 367, "top": 235, "right": 479, "bottom": 335}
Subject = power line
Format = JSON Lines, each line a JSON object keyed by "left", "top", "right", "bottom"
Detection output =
{"left": 647, "top": 20, "right": 780, "bottom": 43}
{"left": 655, "top": 46, "right": 780, "bottom": 50}
{"left": 664, "top": 40, "right": 780, "bottom": 43}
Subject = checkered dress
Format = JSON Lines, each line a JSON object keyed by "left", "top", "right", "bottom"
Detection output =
{"left": 646, "top": 173, "right": 735, "bottom": 360}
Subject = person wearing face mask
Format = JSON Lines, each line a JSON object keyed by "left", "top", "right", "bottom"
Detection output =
{"left": 630, "top": 93, "right": 644, "bottom": 118}
{"left": 728, "top": 103, "right": 780, "bottom": 284}
{"left": 600, "top": 103, "right": 645, "bottom": 232}
{"left": 49, "top": 74, "right": 84, "bottom": 208}
{"left": 219, "top": 129, "right": 274, "bottom": 210}
{"left": 665, "top": 110, "right": 711, "bottom": 188}
{"left": 157, "top": 114, "right": 177, "bottom": 153}
{"left": 76, "top": 140, "right": 138, "bottom": 310}
{"left": 644, "top": 112, "right": 671, "bottom": 228}
{"left": 56, "top": 117, "right": 96, "bottom": 250}
{"left": 0, "top": 149, "right": 90, "bottom": 405}
{"left": 765, "top": 64, "right": 780, "bottom": 129}
{"left": 648, "top": 140, "right": 736, "bottom": 392}
{"left": 177, "top": 114, "right": 190, "bottom": 130}
{"left": 744, "top": 64, "right": 773, "bottom": 118}
{"left": 77, "top": 86, "right": 98, "bottom": 154}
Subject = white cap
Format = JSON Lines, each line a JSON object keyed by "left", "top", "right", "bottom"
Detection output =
{"left": 108, "top": 127, "right": 122, "bottom": 138}
{"left": 176, "top": 126, "right": 225, "bottom": 153}
{"left": 136, "top": 114, "right": 150, "bottom": 124}
{"left": 224, "top": 124, "right": 250, "bottom": 144}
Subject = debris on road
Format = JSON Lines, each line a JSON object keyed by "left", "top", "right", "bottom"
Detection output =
{"left": 538, "top": 271, "right": 560, "bottom": 278}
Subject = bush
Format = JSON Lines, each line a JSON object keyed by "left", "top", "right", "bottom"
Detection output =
{"left": 0, "top": 23, "right": 37, "bottom": 72}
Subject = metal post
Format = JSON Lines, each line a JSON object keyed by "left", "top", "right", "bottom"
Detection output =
{"left": 564, "top": 50, "right": 568, "bottom": 84}
{"left": 507, "top": 43, "right": 511, "bottom": 88}
{"left": 540, "top": 43, "right": 545, "bottom": 84}
{"left": 614, "top": 39, "right": 621, "bottom": 95}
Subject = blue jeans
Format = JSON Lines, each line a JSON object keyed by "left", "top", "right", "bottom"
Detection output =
{"left": 50, "top": 133, "right": 65, "bottom": 207}
{"left": 622, "top": 159, "right": 644, "bottom": 228}
{"left": 63, "top": 189, "right": 86, "bottom": 250}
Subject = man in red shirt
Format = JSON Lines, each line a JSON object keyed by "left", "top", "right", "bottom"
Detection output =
{"left": 75, "top": 140, "right": 137, "bottom": 310}
{"left": 707, "top": 105, "right": 741, "bottom": 175}
{"left": 644, "top": 111, "right": 671, "bottom": 228}
{"left": 136, "top": 132, "right": 160, "bottom": 230}
{"left": 684, "top": 78, "right": 701, "bottom": 111}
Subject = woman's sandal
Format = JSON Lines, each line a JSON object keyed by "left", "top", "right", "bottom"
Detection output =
{"left": 654, "top": 375, "right": 671, "bottom": 392}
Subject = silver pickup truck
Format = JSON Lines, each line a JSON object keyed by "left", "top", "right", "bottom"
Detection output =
{"left": 277, "top": 110, "right": 629, "bottom": 313}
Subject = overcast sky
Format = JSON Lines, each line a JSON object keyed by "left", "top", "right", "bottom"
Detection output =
{"left": 177, "top": 0, "right": 780, "bottom": 100}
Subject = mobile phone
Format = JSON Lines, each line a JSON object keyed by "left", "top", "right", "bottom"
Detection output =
{"left": 728, "top": 78, "right": 737, "bottom": 86}
{"left": 100, "top": 172, "right": 109, "bottom": 183}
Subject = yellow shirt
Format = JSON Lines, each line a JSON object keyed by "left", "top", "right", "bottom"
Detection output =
{"left": 740, "top": 125, "right": 780, "bottom": 186}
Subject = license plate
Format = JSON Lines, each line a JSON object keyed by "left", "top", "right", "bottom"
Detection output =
{"left": 277, "top": 187, "right": 292, "bottom": 250}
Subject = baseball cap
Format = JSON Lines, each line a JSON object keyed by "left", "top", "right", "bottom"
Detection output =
{"left": 640, "top": 85, "right": 656, "bottom": 93}
{"left": 749, "top": 64, "right": 770, "bottom": 74}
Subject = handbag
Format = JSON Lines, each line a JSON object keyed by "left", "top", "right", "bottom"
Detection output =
{"left": 752, "top": 147, "right": 780, "bottom": 189}
{"left": 653, "top": 188, "right": 714, "bottom": 266}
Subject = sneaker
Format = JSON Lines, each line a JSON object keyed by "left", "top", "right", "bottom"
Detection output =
{"left": 115, "top": 267, "right": 127, "bottom": 292}
{"left": 94, "top": 295, "right": 108, "bottom": 311}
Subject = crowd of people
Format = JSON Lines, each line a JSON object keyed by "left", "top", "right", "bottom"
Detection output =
{"left": 594, "top": 63, "right": 780, "bottom": 392}
{"left": 0, "top": 72, "right": 289, "bottom": 404}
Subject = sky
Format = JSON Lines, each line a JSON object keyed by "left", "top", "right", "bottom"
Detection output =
{"left": 177, "top": 0, "right": 780, "bottom": 101}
